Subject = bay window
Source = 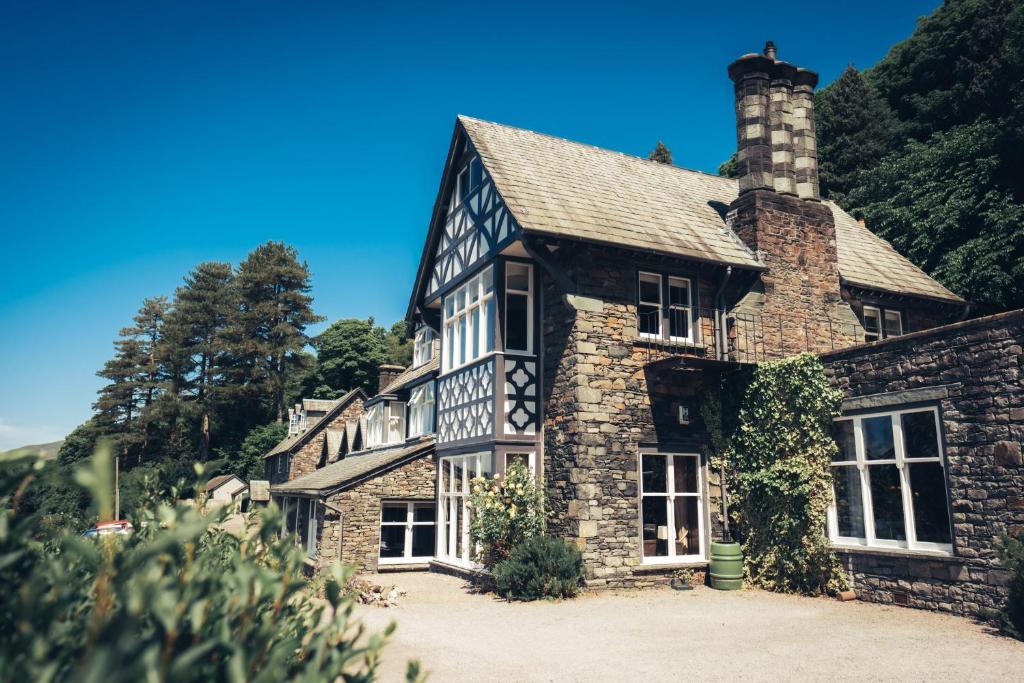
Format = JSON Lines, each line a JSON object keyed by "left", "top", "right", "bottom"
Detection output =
{"left": 828, "top": 407, "right": 952, "bottom": 553}
{"left": 408, "top": 382, "right": 435, "bottom": 437}
{"left": 379, "top": 501, "right": 436, "bottom": 564}
{"left": 437, "top": 452, "right": 494, "bottom": 567}
{"left": 442, "top": 266, "right": 495, "bottom": 372}
{"left": 505, "top": 262, "right": 533, "bottom": 353}
{"left": 640, "top": 453, "right": 704, "bottom": 563}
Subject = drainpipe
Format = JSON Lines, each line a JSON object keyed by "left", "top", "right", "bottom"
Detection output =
{"left": 713, "top": 266, "right": 732, "bottom": 361}
{"left": 713, "top": 267, "right": 733, "bottom": 543}
{"left": 324, "top": 500, "right": 345, "bottom": 562}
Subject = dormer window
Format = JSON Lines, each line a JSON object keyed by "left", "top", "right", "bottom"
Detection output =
{"left": 287, "top": 405, "right": 307, "bottom": 436}
{"left": 365, "top": 401, "right": 407, "bottom": 449}
{"left": 409, "top": 382, "right": 436, "bottom": 437}
{"left": 414, "top": 327, "right": 436, "bottom": 367}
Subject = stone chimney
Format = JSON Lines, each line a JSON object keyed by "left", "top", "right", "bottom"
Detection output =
{"left": 377, "top": 364, "right": 405, "bottom": 394}
{"left": 727, "top": 43, "right": 855, "bottom": 355}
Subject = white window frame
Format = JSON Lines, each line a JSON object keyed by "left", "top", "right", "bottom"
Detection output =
{"left": 408, "top": 382, "right": 436, "bottom": 438}
{"left": 413, "top": 327, "right": 435, "bottom": 367}
{"left": 667, "top": 276, "right": 694, "bottom": 344}
{"left": 364, "top": 402, "right": 385, "bottom": 448}
{"left": 637, "top": 271, "right": 663, "bottom": 340}
{"left": 503, "top": 450, "right": 536, "bottom": 474}
{"left": 306, "top": 498, "right": 318, "bottom": 559}
{"left": 504, "top": 262, "right": 534, "bottom": 354}
{"left": 827, "top": 407, "right": 952, "bottom": 555}
{"left": 442, "top": 266, "right": 495, "bottom": 373}
{"left": 639, "top": 452, "right": 706, "bottom": 565}
{"left": 862, "top": 305, "right": 882, "bottom": 342}
{"left": 884, "top": 309, "right": 903, "bottom": 338}
{"left": 379, "top": 501, "right": 436, "bottom": 565}
{"left": 387, "top": 401, "right": 406, "bottom": 444}
{"left": 437, "top": 452, "right": 493, "bottom": 568}
{"left": 862, "top": 305, "right": 903, "bottom": 343}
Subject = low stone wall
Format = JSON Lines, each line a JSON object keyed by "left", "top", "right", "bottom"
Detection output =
{"left": 318, "top": 454, "right": 436, "bottom": 574}
{"left": 822, "top": 309, "right": 1024, "bottom": 617}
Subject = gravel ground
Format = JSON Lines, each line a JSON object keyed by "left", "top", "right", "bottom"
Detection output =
{"left": 355, "top": 571, "right": 1024, "bottom": 682}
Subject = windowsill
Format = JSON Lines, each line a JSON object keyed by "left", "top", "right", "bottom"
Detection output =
{"left": 379, "top": 556, "right": 434, "bottom": 566}
{"left": 833, "top": 544, "right": 959, "bottom": 562}
{"left": 429, "top": 558, "right": 488, "bottom": 576}
{"left": 635, "top": 560, "right": 708, "bottom": 573}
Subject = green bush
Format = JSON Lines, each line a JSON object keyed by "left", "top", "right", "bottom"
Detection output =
{"left": 0, "top": 446, "right": 414, "bottom": 682}
{"left": 997, "top": 530, "right": 1024, "bottom": 638}
{"left": 468, "top": 462, "right": 544, "bottom": 568}
{"left": 726, "top": 353, "right": 849, "bottom": 595}
{"left": 492, "top": 536, "right": 584, "bottom": 601}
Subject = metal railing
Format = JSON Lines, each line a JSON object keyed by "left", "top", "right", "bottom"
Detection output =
{"left": 637, "top": 307, "right": 871, "bottom": 365}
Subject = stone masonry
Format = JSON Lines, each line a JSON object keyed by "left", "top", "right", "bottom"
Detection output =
{"left": 823, "top": 310, "right": 1024, "bottom": 616}
{"left": 317, "top": 454, "right": 436, "bottom": 573}
{"left": 268, "top": 397, "right": 365, "bottom": 485}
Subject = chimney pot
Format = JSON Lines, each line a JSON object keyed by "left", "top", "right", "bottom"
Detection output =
{"left": 764, "top": 41, "right": 777, "bottom": 60}
{"left": 377, "top": 364, "right": 406, "bottom": 395}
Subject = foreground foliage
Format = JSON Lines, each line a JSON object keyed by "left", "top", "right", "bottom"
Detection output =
{"left": 468, "top": 462, "right": 545, "bottom": 568}
{"left": 997, "top": 530, "right": 1024, "bottom": 639}
{"left": 0, "top": 448, "right": 409, "bottom": 682}
{"left": 726, "top": 354, "right": 848, "bottom": 595}
{"left": 492, "top": 536, "right": 584, "bottom": 602}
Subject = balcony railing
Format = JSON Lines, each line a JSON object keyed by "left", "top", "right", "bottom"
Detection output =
{"left": 637, "top": 307, "right": 869, "bottom": 365}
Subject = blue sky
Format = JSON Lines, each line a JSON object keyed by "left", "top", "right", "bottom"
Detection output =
{"left": 0, "top": 0, "right": 940, "bottom": 449}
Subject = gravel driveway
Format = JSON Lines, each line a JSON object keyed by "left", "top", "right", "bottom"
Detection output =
{"left": 354, "top": 571, "right": 1024, "bottom": 682}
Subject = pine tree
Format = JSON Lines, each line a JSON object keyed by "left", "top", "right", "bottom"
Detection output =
{"left": 647, "top": 141, "right": 673, "bottom": 165}
{"left": 163, "top": 262, "right": 234, "bottom": 460}
{"left": 231, "top": 242, "right": 323, "bottom": 423}
{"left": 815, "top": 66, "right": 897, "bottom": 206}
{"left": 119, "top": 297, "right": 170, "bottom": 461}
{"left": 94, "top": 337, "right": 147, "bottom": 464}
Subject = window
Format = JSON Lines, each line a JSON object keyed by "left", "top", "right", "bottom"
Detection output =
{"left": 438, "top": 452, "right": 494, "bottom": 567}
{"left": 365, "top": 401, "right": 405, "bottom": 448}
{"left": 668, "top": 276, "right": 693, "bottom": 342}
{"left": 413, "top": 326, "right": 436, "bottom": 367}
{"left": 639, "top": 453, "right": 704, "bottom": 563}
{"left": 828, "top": 408, "right": 952, "bottom": 554}
{"left": 306, "top": 499, "right": 318, "bottom": 559}
{"left": 442, "top": 266, "right": 495, "bottom": 372}
{"left": 638, "top": 272, "right": 662, "bottom": 338}
{"left": 453, "top": 157, "right": 482, "bottom": 209}
{"left": 505, "top": 262, "right": 533, "bottom": 353}
{"left": 504, "top": 451, "right": 535, "bottom": 473}
{"left": 862, "top": 305, "right": 903, "bottom": 342}
{"left": 408, "top": 382, "right": 436, "bottom": 437}
{"left": 379, "top": 501, "right": 436, "bottom": 563}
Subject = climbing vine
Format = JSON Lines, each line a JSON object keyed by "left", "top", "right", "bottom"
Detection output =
{"left": 725, "top": 353, "right": 848, "bottom": 595}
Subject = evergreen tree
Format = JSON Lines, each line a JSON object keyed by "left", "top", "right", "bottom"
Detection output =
{"left": 231, "top": 242, "right": 323, "bottom": 423}
{"left": 93, "top": 337, "right": 146, "bottom": 464}
{"left": 164, "top": 262, "right": 234, "bottom": 459}
{"left": 647, "top": 141, "right": 673, "bottom": 165}
{"left": 816, "top": 66, "right": 897, "bottom": 205}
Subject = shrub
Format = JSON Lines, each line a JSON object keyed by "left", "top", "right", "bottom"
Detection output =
{"left": 468, "top": 462, "right": 544, "bottom": 568}
{"left": 726, "top": 353, "right": 849, "bottom": 595}
{"left": 0, "top": 446, "right": 415, "bottom": 681}
{"left": 997, "top": 530, "right": 1024, "bottom": 638}
{"left": 492, "top": 536, "right": 584, "bottom": 601}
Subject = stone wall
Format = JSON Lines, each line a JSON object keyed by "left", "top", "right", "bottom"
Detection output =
{"left": 541, "top": 242, "right": 726, "bottom": 588}
{"left": 822, "top": 310, "right": 1024, "bottom": 616}
{"left": 268, "top": 397, "right": 365, "bottom": 485}
{"left": 318, "top": 454, "right": 436, "bottom": 573}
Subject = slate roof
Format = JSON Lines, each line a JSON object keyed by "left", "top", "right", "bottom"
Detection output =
{"left": 204, "top": 474, "right": 244, "bottom": 492}
{"left": 458, "top": 116, "right": 963, "bottom": 304}
{"left": 265, "top": 388, "right": 366, "bottom": 458}
{"left": 271, "top": 437, "right": 435, "bottom": 495}
{"left": 378, "top": 350, "right": 440, "bottom": 397}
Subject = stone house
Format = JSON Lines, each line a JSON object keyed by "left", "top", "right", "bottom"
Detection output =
{"left": 267, "top": 43, "right": 1021, "bottom": 617}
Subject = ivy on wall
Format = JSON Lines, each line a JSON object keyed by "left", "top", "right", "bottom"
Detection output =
{"left": 725, "top": 353, "right": 849, "bottom": 595}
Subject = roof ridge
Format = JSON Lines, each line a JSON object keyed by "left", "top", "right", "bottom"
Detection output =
{"left": 457, "top": 114, "right": 737, "bottom": 183}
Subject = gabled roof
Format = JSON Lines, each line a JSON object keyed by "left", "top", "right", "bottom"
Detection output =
{"left": 204, "top": 474, "right": 245, "bottom": 492}
{"left": 264, "top": 387, "right": 367, "bottom": 459}
{"left": 448, "top": 116, "right": 962, "bottom": 304}
{"left": 271, "top": 437, "right": 435, "bottom": 496}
